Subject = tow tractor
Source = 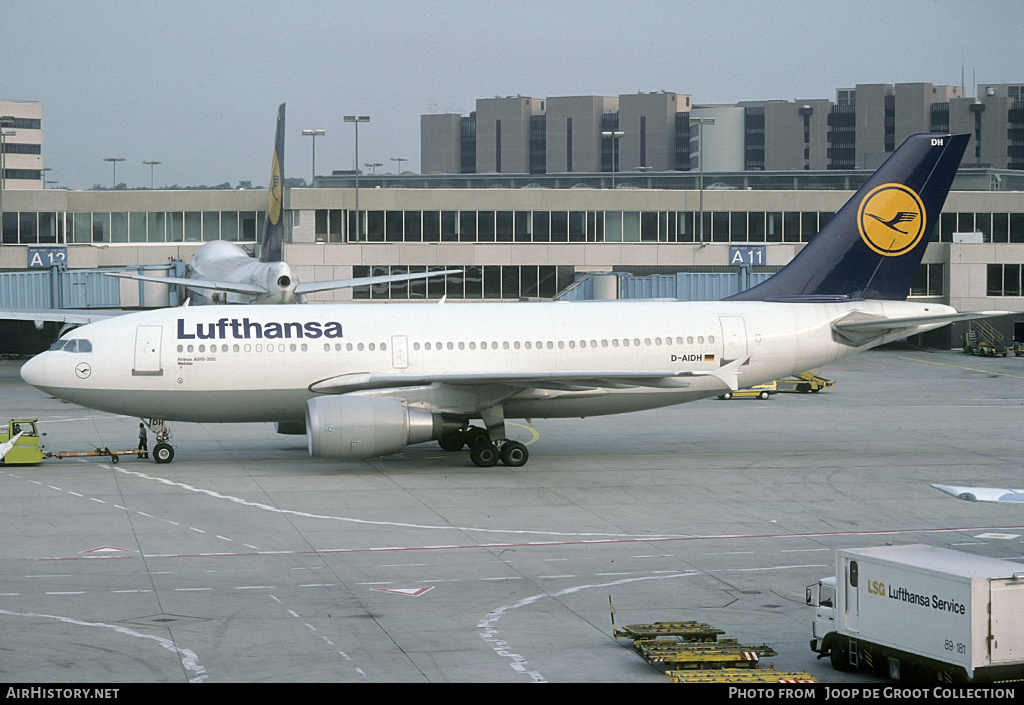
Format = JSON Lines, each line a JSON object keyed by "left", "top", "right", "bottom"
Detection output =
{"left": 1, "top": 418, "right": 47, "bottom": 465}
{"left": 1, "top": 418, "right": 174, "bottom": 465}
{"left": 774, "top": 371, "right": 834, "bottom": 393}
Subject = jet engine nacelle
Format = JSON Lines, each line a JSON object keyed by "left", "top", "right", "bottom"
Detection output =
{"left": 305, "top": 395, "right": 446, "bottom": 459}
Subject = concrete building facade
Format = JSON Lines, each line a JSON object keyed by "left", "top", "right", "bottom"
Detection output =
{"left": 421, "top": 83, "right": 1024, "bottom": 175}
{"left": 0, "top": 100, "right": 43, "bottom": 190}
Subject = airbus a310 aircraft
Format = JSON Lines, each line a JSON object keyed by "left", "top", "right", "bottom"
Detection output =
{"left": 20, "top": 132, "right": 1006, "bottom": 467}
{"left": 108, "top": 103, "right": 458, "bottom": 305}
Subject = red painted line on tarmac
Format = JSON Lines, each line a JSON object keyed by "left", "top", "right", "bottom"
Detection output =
{"left": 34, "top": 524, "right": 1024, "bottom": 561}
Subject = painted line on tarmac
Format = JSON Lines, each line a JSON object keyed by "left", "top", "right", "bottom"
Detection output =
{"left": 899, "top": 355, "right": 1024, "bottom": 379}
{"left": 0, "top": 607, "right": 207, "bottom": 682}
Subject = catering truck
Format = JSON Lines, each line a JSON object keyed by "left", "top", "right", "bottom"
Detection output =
{"left": 807, "top": 545, "right": 1024, "bottom": 682}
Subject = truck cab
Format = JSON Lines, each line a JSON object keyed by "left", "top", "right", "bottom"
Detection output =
{"left": 1, "top": 418, "right": 46, "bottom": 465}
{"left": 806, "top": 576, "right": 836, "bottom": 654}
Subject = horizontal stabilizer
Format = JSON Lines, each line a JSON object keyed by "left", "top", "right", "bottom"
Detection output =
{"left": 294, "top": 269, "right": 463, "bottom": 296}
{"left": 105, "top": 272, "right": 267, "bottom": 295}
{"left": 832, "top": 309, "right": 1011, "bottom": 346}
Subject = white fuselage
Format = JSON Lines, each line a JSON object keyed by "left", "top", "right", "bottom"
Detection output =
{"left": 20, "top": 298, "right": 954, "bottom": 424}
{"left": 187, "top": 240, "right": 299, "bottom": 305}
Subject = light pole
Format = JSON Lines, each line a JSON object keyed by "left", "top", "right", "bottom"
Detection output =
{"left": 601, "top": 130, "right": 624, "bottom": 188}
{"left": 301, "top": 129, "right": 325, "bottom": 186}
{"left": 343, "top": 115, "right": 369, "bottom": 240}
{"left": 689, "top": 117, "right": 715, "bottom": 244}
{"left": 391, "top": 156, "right": 408, "bottom": 173}
{"left": 143, "top": 160, "right": 161, "bottom": 189}
{"left": 365, "top": 162, "right": 383, "bottom": 174}
{"left": 104, "top": 157, "right": 125, "bottom": 189}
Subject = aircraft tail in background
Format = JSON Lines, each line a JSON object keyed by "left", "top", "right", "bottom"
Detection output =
{"left": 259, "top": 103, "right": 287, "bottom": 263}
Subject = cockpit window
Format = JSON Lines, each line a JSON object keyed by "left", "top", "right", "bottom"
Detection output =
{"left": 50, "top": 339, "right": 92, "bottom": 353}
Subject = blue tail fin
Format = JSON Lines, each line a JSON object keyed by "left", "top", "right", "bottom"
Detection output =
{"left": 259, "top": 103, "right": 286, "bottom": 263}
{"left": 727, "top": 132, "right": 968, "bottom": 302}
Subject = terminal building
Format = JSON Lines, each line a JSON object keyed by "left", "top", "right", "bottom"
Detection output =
{"left": 2, "top": 84, "right": 1024, "bottom": 351}
{"left": 420, "top": 83, "right": 1024, "bottom": 174}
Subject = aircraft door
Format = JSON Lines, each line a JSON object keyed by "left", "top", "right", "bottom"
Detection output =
{"left": 391, "top": 335, "right": 409, "bottom": 369}
{"left": 719, "top": 316, "right": 748, "bottom": 364}
{"left": 133, "top": 325, "right": 163, "bottom": 376}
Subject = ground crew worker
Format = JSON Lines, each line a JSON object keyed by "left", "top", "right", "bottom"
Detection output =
{"left": 137, "top": 423, "right": 148, "bottom": 459}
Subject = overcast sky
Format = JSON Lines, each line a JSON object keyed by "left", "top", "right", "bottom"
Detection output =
{"left": 3, "top": 0, "right": 1021, "bottom": 190}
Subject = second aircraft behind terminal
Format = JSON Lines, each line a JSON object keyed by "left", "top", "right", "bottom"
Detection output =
{"left": 20, "top": 132, "right": 1007, "bottom": 467}
{"left": 106, "top": 103, "right": 458, "bottom": 306}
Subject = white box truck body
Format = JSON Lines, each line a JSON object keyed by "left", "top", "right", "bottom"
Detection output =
{"left": 807, "top": 545, "right": 1024, "bottom": 682}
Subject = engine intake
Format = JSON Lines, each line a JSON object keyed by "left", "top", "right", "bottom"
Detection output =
{"left": 305, "top": 395, "right": 447, "bottom": 459}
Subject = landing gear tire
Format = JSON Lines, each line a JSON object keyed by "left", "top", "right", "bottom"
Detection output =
{"left": 153, "top": 443, "right": 174, "bottom": 464}
{"left": 438, "top": 431, "right": 465, "bottom": 452}
{"left": 470, "top": 442, "right": 500, "bottom": 468}
{"left": 499, "top": 440, "right": 529, "bottom": 467}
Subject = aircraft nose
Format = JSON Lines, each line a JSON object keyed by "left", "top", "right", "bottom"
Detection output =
{"left": 20, "top": 353, "right": 50, "bottom": 389}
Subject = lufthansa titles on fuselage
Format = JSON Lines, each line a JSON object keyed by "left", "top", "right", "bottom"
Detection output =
{"left": 177, "top": 317, "right": 343, "bottom": 341}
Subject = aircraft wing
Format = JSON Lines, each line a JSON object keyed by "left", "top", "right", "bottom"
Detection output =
{"left": 105, "top": 272, "right": 267, "bottom": 296}
{"left": 0, "top": 308, "right": 126, "bottom": 326}
{"left": 309, "top": 359, "right": 749, "bottom": 395}
{"left": 0, "top": 432, "right": 24, "bottom": 461}
{"left": 832, "top": 310, "right": 1012, "bottom": 346}
{"left": 932, "top": 484, "right": 1024, "bottom": 504}
{"left": 294, "top": 269, "right": 463, "bottom": 296}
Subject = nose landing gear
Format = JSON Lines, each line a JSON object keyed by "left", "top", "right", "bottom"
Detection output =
{"left": 144, "top": 419, "right": 175, "bottom": 464}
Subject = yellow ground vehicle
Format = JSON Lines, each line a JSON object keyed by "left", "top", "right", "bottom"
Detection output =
{"left": 963, "top": 320, "right": 1012, "bottom": 357}
{"left": 1, "top": 418, "right": 47, "bottom": 465}
{"left": 775, "top": 371, "right": 834, "bottom": 393}
{"left": 718, "top": 382, "right": 776, "bottom": 400}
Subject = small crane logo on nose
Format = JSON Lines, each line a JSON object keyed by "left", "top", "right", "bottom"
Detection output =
{"left": 75, "top": 363, "right": 92, "bottom": 379}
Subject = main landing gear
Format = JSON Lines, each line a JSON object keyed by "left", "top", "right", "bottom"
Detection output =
{"left": 437, "top": 425, "right": 530, "bottom": 468}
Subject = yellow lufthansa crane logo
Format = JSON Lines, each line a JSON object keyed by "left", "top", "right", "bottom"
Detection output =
{"left": 857, "top": 183, "right": 926, "bottom": 257}
{"left": 268, "top": 152, "right": 282, "bottom": 225}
